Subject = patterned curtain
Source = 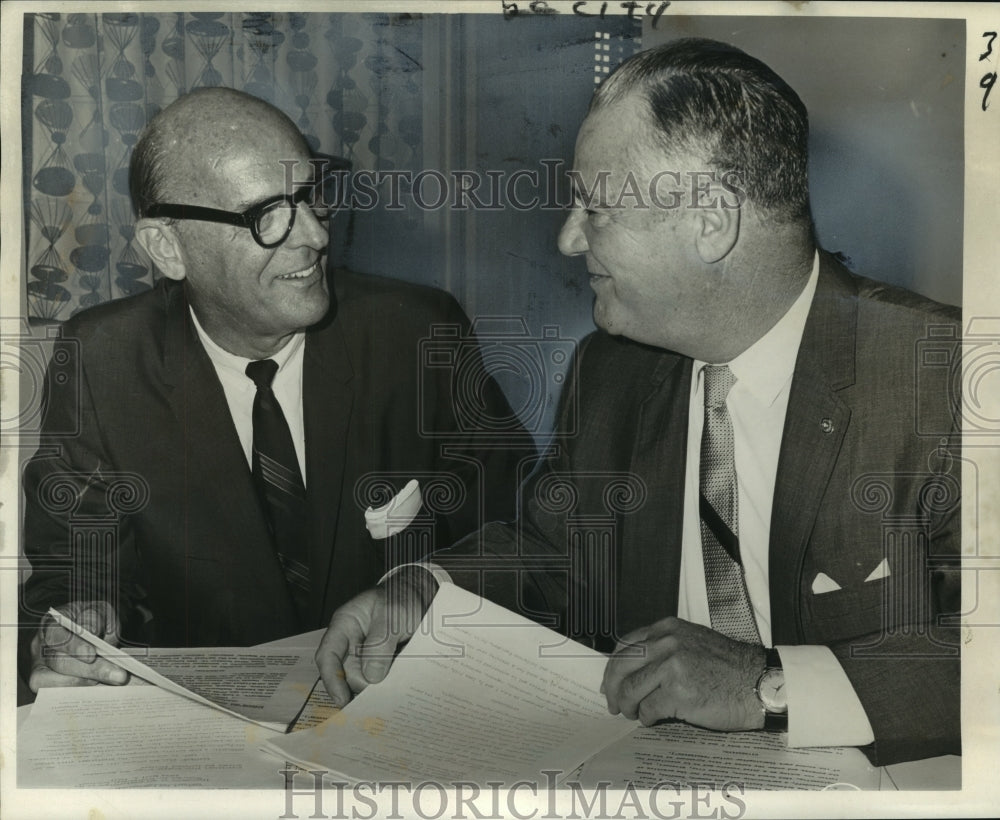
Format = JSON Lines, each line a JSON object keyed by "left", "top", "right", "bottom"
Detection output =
{"left": 23, "top": 11, "right": 428, "bottom": 320}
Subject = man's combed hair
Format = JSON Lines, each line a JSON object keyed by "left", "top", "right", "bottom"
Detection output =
{"left": 593, "top": 38, "right": 811, "bottom": 224}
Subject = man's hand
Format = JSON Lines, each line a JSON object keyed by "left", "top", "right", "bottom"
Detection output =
{"left": 601, "top": 617, "right": 766, "bottom": 732}
{"left": 29, "top": 600, "right": 129, "bottom": 692}
{"left": 315, "top": 567, "right": 437, "bottom": 706}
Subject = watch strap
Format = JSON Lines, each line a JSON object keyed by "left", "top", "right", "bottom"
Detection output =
{"left": 763, "top": 710, "right": 788, "bottom": 732}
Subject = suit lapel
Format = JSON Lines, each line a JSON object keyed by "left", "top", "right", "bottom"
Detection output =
{"left": 618, "top": 353, "right": 692, "bottom": 637}
{"left": 768, "top": 254, "right": 857, "bottom": 643}
{"left": 302, "top": 318, "right": 355, "bottom": 622}
{"left": 161, "top": 281, "right": 276, "bottom": 564}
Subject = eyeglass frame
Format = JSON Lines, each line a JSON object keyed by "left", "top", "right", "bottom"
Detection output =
{"left": 144, "top": 166, "right": 350, "bottom": 249}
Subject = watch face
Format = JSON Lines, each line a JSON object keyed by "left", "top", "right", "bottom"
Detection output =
{"left": 758, "top": 668, "right": 788, "bottom": 713}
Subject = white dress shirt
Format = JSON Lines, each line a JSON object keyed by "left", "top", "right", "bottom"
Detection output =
{"left": 678, "top": 253, "right": 874, "bottom": 748}
{"left": 189, "top": 309, "right": 308, "bottom": 483}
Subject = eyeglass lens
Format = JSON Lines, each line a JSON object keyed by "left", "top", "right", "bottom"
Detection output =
{"left": 254, "top": 175, "right": 343, "bottom": 245}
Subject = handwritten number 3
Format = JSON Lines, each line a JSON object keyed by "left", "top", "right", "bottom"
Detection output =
{"left": 981, "top": 32, "right": 997, "bottom": 61}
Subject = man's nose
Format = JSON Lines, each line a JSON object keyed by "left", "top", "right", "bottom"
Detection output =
{"left": 287, "top": 204, "right": 329, "bottom": 251}
{"left": 558, "top": 208, "right": 589, "bottom": 257}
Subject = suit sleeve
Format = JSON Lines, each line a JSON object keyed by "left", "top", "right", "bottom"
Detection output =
{"left": 19, "top": 330, "right": 144, "bottom": 678}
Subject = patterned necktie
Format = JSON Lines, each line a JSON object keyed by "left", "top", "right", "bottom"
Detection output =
{"left": 245, "top": 359, "right": 309, "bottom": 620}
{"left": 699, "top": 364, "right": 761, "bottom": 645}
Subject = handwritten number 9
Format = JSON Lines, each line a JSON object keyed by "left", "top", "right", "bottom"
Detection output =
{"left": 982, "top": 72, "right": 997, "bottom": 111}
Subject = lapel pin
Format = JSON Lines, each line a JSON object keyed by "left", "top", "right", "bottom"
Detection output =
{"left": 820, "top": 418, "right": 834, "bottom": 434}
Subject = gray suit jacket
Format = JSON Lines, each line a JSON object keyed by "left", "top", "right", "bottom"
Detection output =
{"left": 445, "top": 252, "right": 961, "bottom": 766}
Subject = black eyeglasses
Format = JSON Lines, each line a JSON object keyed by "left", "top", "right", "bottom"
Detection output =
{"left": 146, "top": 170, "right": 348, "bottom": 249}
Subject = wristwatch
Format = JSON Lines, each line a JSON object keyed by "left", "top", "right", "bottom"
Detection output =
{"left": 754, "top": 647, "right": 788, "bottom": 732}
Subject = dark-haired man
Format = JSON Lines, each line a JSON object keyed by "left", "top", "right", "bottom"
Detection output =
{"left": 317, "top": 38, "right": 961, "bottom": 766}
{"left": 20, "top": 87, "right": 524, "bottom": 693}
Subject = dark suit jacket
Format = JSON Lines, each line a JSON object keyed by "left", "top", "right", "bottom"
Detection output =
{"left": 445, "top": 252, "right": 961, "bottom": 766}
{"left": 20, "top": 269, "right": 529, "bottom": 657}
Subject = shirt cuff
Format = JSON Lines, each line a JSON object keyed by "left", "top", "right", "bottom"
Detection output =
{"left": 378, "top": 562, "right": 453, "bottom": 588}
{"left": 777, "top": 644, "right": 875, "bottom": 748}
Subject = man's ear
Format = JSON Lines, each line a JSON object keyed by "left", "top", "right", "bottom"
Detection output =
{"left": 693, "top": 193, "right": 740, "bottom": 264}
{"left": 135, "top": 219, "right": 186, "bottom": 281}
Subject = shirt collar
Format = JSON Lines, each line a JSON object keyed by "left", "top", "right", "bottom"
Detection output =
{"left": 189, "top": 306, "right": 305, "bottom": 379}
{"left": 697, "top": 251, "right": 820, "bottom": 407}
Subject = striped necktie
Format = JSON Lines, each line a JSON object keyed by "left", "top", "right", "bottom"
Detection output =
{"left": 245, "top": 358, "right": 309, "bottom": 621}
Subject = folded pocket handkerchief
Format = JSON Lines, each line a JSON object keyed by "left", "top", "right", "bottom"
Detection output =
{"left": 865, "top": 558, "right": 890, "bottom": 582}
{"left": 811, "top": 572, "right": 842, "bottom": 594}
{"left": 364, "top": 479, "right": 423, "bottom": 540}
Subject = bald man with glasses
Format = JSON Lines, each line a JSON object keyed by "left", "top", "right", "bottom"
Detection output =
{"left": 19, "top": 88, "right": 523, "bottom": 693}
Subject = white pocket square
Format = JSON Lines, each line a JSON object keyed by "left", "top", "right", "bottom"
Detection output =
{"left": 364, "top": 479, "right": 423, "bottom": 540}
{"left": 865, "top": 558, "right": 891, "bottom": 582}
{"left": 811, "top": 572, "right": 842, "bottom": 594}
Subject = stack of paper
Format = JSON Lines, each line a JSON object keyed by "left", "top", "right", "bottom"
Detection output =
{"left": 46, "top": 608, "right": 319, "bottom": 731}
{"left": 264, "top": 583, "right": 640, "bottom": 782}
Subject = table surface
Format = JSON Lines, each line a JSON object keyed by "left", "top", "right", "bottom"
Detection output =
{"left": 15, "top": 698, "right": 961, "bottom": 791}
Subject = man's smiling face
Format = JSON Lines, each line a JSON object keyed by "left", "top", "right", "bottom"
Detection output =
{"left": 170, "top": 117, "right": 330, "bottom": 359}
{"left": 558, "top": 95, "right": 723, "bottom": 357}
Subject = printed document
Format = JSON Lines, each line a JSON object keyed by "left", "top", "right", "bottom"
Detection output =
{"left": 263, "top": 582, "right": 637, "bottom": 783}
{"left": 47, "top": 608, "right": 317, "bottom": 731}
{"left": 18, "top": 686, "right": 284, "bottom": 789}
{"left": 577, "top": 721, "right": 881, "bottom": 790}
